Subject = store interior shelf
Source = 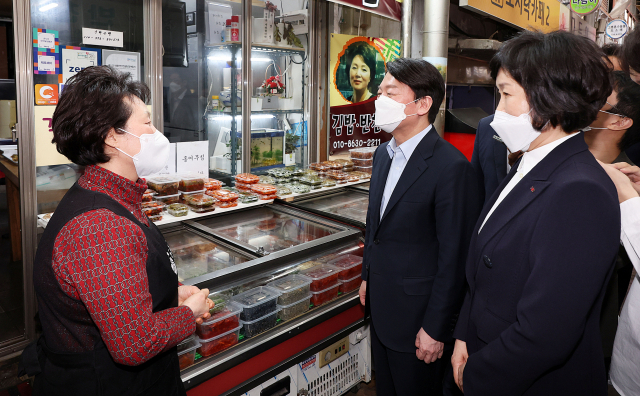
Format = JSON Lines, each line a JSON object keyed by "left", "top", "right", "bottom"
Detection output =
{"left": 207, "top": 108, "right": 304, "bottom": 115}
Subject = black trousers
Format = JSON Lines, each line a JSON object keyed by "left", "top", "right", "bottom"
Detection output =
{"left": 371, "top": 323, "right": 459, "bottom": 396}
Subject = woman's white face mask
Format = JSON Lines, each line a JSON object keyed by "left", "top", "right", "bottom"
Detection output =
{"left": 490, "top": 110, "right": 542, "bottom": 153}
{"left": 116, "top": 128, "right": 171, "bottom": 178}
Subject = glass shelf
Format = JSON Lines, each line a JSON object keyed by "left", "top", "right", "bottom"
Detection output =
{"left": 206, "top": 43, "right": 306, "bottom": 56}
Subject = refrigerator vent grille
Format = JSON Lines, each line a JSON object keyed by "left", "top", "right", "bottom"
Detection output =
{"left": 306, "top": 353, "right": 360, "bottom": 396}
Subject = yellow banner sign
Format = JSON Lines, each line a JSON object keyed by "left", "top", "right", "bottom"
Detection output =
{"left": 460, "top": 0, "right": 560, "bottom": 32}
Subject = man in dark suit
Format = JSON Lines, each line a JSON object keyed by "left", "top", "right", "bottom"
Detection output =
{"left": 359, "top": 58, "right": 480, "bottom": 395}
{"left": 471, "top": 115, "right": 504, "bottom": 206}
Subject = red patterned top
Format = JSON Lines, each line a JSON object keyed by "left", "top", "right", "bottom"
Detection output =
{"left": 51, "top": 165, "right": 195, "bottom": 366}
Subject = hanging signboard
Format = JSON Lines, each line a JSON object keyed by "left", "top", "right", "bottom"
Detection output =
{"left": 571, "top": 12, "right": 597, "bottom": 41}
{"left": 327, "top": 0, "right": 402, "bottom": 21}
{"left": 460, "top": 0, "right": 560, "bottom": 32}
{"left": 329, "top": 34, "right": 401, "bottom": 156}
{"left": 570, "top": 0, "right": 599, "bottom": 15}
{"left": 606, "top": 19, "right": 628, "bottom": 40}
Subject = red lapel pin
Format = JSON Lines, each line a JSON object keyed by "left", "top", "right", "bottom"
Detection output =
{"left": 530, "top": 186, "right": 535, "bottom": 192}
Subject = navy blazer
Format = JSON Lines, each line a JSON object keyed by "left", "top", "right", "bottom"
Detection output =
{"left": 362, "top": 129, "right": 481, "bottom": 352}
{"left": 470, "top": 115, "right": 508, "bottom": 207}
{"left": 454, "top": 134, "right": 621, "bottom": 396}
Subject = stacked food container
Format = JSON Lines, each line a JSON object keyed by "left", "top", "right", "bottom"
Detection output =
{"left": 300, "top": 264, "right": 341, "bottom": 307}
{"left": 232, "top": 286, "right": 282, "bottom": 338}
{"left": 177, "top": 335, "right": 201, "bottom": 370}
{"left": 196, "top": 295, "right": 243, "bottom": 358}
{"left": 329, "top": 254, "right": 364, "bottom": 293}
{"left": 349, "top": 147, "right": 375, "bottom": 174}
{"left": 267, "top": 274, "right": 313, "bottom": 321}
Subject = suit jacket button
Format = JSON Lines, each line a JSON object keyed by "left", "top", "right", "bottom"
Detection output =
{"left": 483, "top": 255, "right": 493, "bottom": 268}
{"left": 374, "top": 239, "right": 379, "bottom": 245}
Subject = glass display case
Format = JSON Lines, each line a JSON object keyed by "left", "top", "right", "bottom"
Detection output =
{"left": 163, "top": 0, "right": 310, "bottom": 183}
{"left": 280, "top": 188, "right": 371, "bottom": 230}
{"left": 157, "top": 203, "right": 364, "bottom": 389}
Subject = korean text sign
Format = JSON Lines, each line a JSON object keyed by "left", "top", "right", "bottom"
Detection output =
{"left": 460, "top": 0, "right": 560, "bottom": 32}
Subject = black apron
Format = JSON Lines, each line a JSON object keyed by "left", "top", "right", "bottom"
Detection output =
{"left": 19, "top": 183, "right": 186, "bottom": 396}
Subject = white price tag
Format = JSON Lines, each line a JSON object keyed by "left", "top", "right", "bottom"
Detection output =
{"left": 37, "top": 32, "right": 56, "bottom": 49}
{"left": 82, "top": 28, "right": 124, "bottom": 47}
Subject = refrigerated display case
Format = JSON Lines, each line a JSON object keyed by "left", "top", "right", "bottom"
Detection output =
{"left": 157, "top": 203, "right": 366, "bottom": 395}
{"left": 279, "top": 188, "right": 370, "bottom": 230}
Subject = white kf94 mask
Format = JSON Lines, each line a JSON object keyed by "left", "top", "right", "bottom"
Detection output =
{"left": 374, "top": 95, "right": 419, "bottom": 133}
{"left": 490, "top": 110, "right": 541, "bottom": 153}
{"left": 116, "top": 128, "right": 171, "bottom": 178}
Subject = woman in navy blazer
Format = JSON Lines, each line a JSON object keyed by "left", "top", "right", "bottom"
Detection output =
{"left": 452, "top": 31, "right": 621, "bottom": 395}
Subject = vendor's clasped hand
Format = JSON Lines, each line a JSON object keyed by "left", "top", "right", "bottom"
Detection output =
{"left": 178, "top": 285, "right": 215, "bottom": 324}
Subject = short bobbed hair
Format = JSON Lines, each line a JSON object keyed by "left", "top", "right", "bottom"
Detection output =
{"left": 490, "top": 30, "right": 612, "bottom": 133}
{"left": 386, "top": 58, "right": 445, "bottom": 124}
{"left": 52, "top": 65, "right": 150, "bottom": 166}
{"left": 343, "top": 42, "right": 378, "bottom": 91}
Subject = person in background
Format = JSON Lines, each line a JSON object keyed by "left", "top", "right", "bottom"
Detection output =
{"left": 18, "top": 66, "right": 213, "bottom": 396}
{"left": 359, "top": 58, "right": 480, "bottom": 395}
{"left": 584, "top": 70, "right": 640, "bottom": 375}
{"left": 603, "top": 43, "right": 624, "bottom": 71}
{"left": 344, "top": 43, "right": 377, "bottom": 103}
{"left": 621, "top": 27, "right": 640, "bottom": 84}
{"left": 599, "top": 160, "right": 640, "bottom": 396}
{"left": 452, "top": 31, "right": 620, "bottom": 395}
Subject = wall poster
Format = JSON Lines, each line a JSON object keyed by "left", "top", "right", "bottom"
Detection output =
{"left": 329, "top": 33, "right": 401, "bottom": 156}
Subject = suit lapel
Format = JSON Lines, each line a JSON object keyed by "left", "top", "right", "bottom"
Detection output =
{"left": 370, "top": 144, "right": 392, "bottom": 230}
{"left": 378, "top": 131, "right": 438, "bottom": 227}
{"left": 475, "top": 133, "right": 589, "bottom": 251}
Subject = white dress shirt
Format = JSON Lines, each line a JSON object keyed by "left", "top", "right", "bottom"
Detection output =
{"left": 611, "top": 197, "right": 640, "bottom": 396}
{"left": 380, "top": 125, "right": 432, "bottom": 219}
{"left": 479, "top": 132, "right": 580, "bottom": 233}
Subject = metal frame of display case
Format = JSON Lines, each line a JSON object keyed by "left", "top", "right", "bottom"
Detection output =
{"left": 157, "top": 203, "right": 364, "bottom": 392}
{"left": 278, "top": 188, "right": 370, "bottom": 230}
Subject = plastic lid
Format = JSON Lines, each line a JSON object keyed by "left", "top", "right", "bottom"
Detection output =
{"left": 267, "top": 274, "right": 312, "bottom": 293}
{"left": 179, "top": 189, "right": 207, "bottom": 195}
{"left": 197, "top": 325, "right": 241, "bottom": 345}
{"left": 353, "top": 166, "right": 373, "bottom": 169}
{"left": 231, "top": 286, "right": 281, "bottom": 309}
{"left": 349, "top": 147, "right": 376, "bottom": 153}
{"left": 277, "top": 293, "right": 311, "bottom": 310}
{"left": 328, "top": 254, "right": 363, "bottom": 270}
{"left": 231, "top": 15, "right": 239, "bottom": 22}
{"left": 180, "top": 175, "right": 204, "bottom": 181}
{"left": 310, "top": 283, "right": 340, "bottom": 295}
{"left": 300, "top": 264, "right": 340, "bottom": 281}
{"left": 177, "top": 335, "right": 200, "bottom": 355}
{"left": 146, "top": 176, "right": 180, "bottom": 183}
{"left": 339, "top": 274, "right": 363, "bottom": 284}
{"left": 200, "top": 301, "right": 242, "bottom": 326}
{"left": 238, "top": 308, "right": 281, "bottom": 325}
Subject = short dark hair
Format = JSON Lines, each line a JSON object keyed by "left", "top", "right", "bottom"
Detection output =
{"left": 621, "top": 27, "right": 640, "bottom": 74}
{"left": 602, "top": 43, "right": 621, "bottom": 57}
{"left": 343, "top": 42, "right": 378, "bottom": 92}
{"left": 386, "top": 58, "right": 445, "bottom": 124}
{"left": 52, "top": 65, "right": 150, "bottom": 166}
{"left": 490, "top": 30, "right": 611, "bottom": 133}
{"left": 610, "top": 71, "right": 640, "bottom": 151}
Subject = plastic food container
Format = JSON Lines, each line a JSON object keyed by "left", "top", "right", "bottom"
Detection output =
{"left": 276, "top": 186, "right": 292, "bottom": 196}
{"left": 167, "top": 203, "right": 189, "bottom": 217}
{"left": 308, "top": 163, "right": 330, "bottom": 172}
{"left": 353, "top": 166, "right": 372, "bottom": 174}
{"left": 155, "top": 193, "right": 180, "bottom": 205}
{"left": 257, "top": 193, "right": 277, "bottom": 201}
{"left": 142, "top": 189, "right": 155, "bottom": 202}
{"left": 142, "top": 202, "right": 165, "bottom": 217}
{"left": 350, "top": 171, "right": 371, "bottom": 180}
{"left": 278, "top": 294, "right": 311, "bottom": 321}
{"left": 349, "top": 147, "right": 376, "bottom": 159}
{"left": 182, "top": 193, "right": 215, "bottom": 210}
{"left": 310, "top": 284, "right": 339, "bottom": 307}
{"left": 328, "top": 254, "right": 363, "bottom": 280}
{"left": 196, "top": 301, "right": 242, "bottom": 340}
{"left": 217, "top": 201, "right": 238, "bottom": 209}
{"left": 351, "top": 158, "right": 373, "bottom": 167}
{"left": 207, "top": 293, "right": 230, "bottom": 315}
{"left": 267, "top": 274, "right": 313, "bottom": 306}
{"left": 335, "top": 159, "right": 354, "bottom": 168}
{"left": 197, "top": 326, "right": 241, "bottom": 357}
{"left": 204, "top": 178, "right": 223, "bottom": 191}
{"left": 322, "top": 161, "right": 343, "bottom": 170}
{"left": 235, "top": 173, "right": 260, "bottom": 184}
{"left": 250, "top": 183, "right": 277, "bottom": 195}
{"left": 326, "top": 170, "right": 348, "bottom": 180}
{"left": 300, "top": 264, "right": 341, "bottom": 292}
{"left": 286, "top": 183, "right": 311, "bottom": 194}
{"left": 179, "top": 189, "right": 206, "bottom": 198}
{"left": 208, "top": 189, "right": 239, "bottom": 202}
{"left": 339, "top": 274, "right": 362, "bottom": 294}
{"left": 238, "top": 193, "right": 259, "bottom": 204}
{"left": 240, "top": 309, "right": 280, "bottom": 338}
{"left": 146, "top": 176, "right": 180, "bottom": 196}
{"left": 299, "top": 175, "right": 322, "bottom": 186}
{"left": 235, "top": 182, "right": 253, "bottom": 192}
{"left": 179, "top": 176, "right": 205, "bottom": 192}
{"left": 258, "top": 175, "right": 276, "bottom": 184}
{"left": 177, "top": 336, "right": 200, "bottom": 370}
{"left": 321, "top": 178, "right": 336, "bottom": 188}
{"left": 231, "top": 286, "right": 281, "bottom": 321}
{"left": 346, "top": 175, "right": 360, "bottom": 183}
{"left": 147, "top": 214, "right": 163, "bottom": 223}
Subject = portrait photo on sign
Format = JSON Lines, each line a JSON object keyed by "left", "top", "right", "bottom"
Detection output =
{"left": 334, "top": 39, "right": 385, "bottom": 104}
